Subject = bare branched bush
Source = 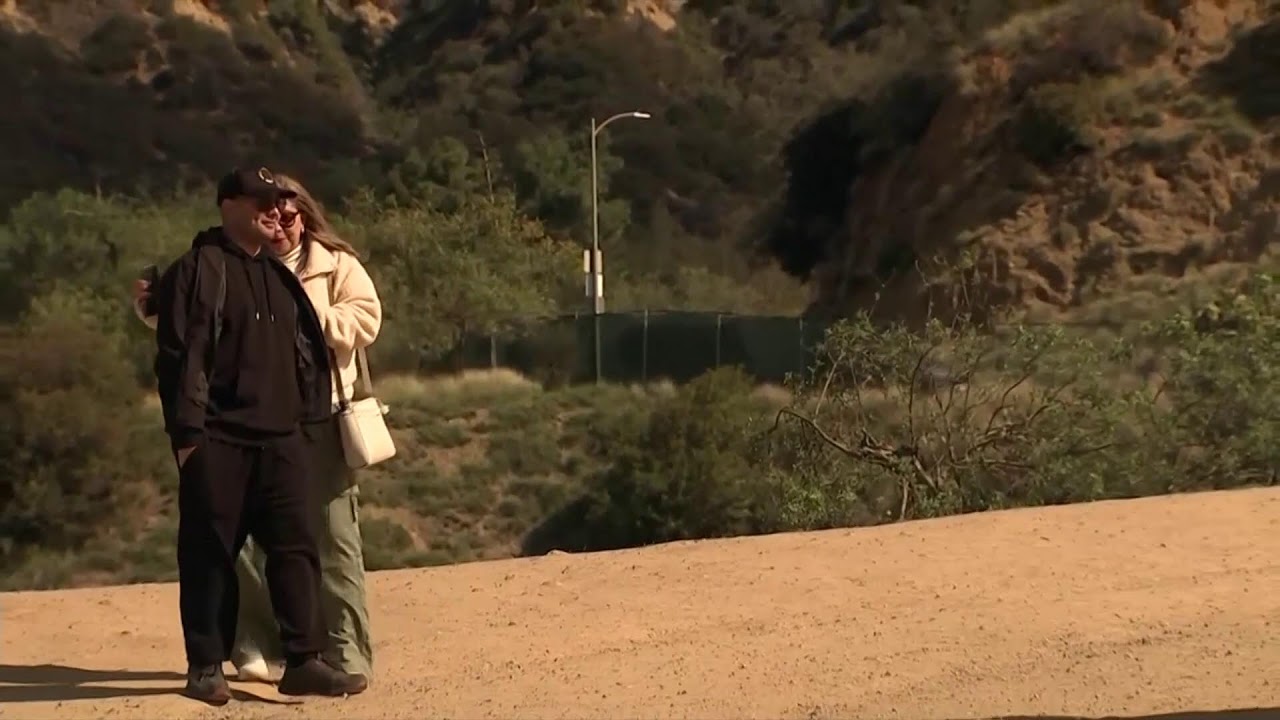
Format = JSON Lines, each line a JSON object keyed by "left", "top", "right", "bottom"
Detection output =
{"left": 763, "top": 269, "right": 1280, "bottom": 531}
{"left": 768, "top": 313, "right": 1153, "bottom": 525}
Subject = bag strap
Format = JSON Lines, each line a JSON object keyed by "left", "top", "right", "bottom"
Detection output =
{"left": 329, "top": 348, "right": 350, "bottom": 409}
{"left": 327, "top": 345, "right": 373, "bottom": 407}
{"left": 329, "top": 346, "right": 376, "bottom": 409}
{"left": 357, "top": 347, "right": 374, "bottom": 396}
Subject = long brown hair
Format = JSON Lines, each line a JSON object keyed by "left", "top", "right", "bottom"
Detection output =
{"left": 274, "top": 173, "right": 359, "bottom": 257}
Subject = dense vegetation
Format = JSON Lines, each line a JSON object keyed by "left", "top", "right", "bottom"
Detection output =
{"left": 1, "top": 187, "right": 1276, "bottom": 589}
{"left": 1, "top": 0, "right": 1278, "bottom": 588}
{"left": 7, "top": 0, "right": 1276, "bottom": 325}
{"left": 13, "top": 0, "right": 1250, "bottom": 312}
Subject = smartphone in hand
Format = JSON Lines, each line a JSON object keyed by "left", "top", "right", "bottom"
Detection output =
{"left": 139, "top": 264, "right": 160, "bottom": 315}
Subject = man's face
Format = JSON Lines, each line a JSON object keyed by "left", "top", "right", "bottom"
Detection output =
{"left": 222, "top": 195, "right": 281, "bottom": 245}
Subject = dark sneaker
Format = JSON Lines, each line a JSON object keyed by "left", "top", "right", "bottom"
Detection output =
{"left": 184, "top": 664, "right": 231, "bottom": 706}
{"left": 278, "top": 656, "right": 368, "bottom": 697}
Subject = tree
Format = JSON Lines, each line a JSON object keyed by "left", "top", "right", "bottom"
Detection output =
{"left": 351, "top": 191, "right": 580, "bottom": 366}
{"left": 506, "top": 128, "right": 630, "bottom": 246}
{"left": 0, "top": 189, "right": 207, "bottom": 323}
{"left": 386, "top": 135, "right": 499, "bottom": 212}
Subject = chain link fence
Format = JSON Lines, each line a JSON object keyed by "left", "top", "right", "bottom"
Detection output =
{"left": 437, "top": 311, "right": 834, "bottom": 385}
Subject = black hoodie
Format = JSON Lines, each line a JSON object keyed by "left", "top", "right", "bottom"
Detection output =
{"left": 153, "top": 227, "right": 333, "bottom": 451}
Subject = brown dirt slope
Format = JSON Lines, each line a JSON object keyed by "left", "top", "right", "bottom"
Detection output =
{"left": 3, "top": 487, "right": 1277, "bottom": 720}
{"left": 819, "top": 0, "right": 1280, "bottom": 324}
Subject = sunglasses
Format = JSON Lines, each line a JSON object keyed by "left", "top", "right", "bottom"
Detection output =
{"left": 277, "top": 207, "right": 301, "bottom": 229}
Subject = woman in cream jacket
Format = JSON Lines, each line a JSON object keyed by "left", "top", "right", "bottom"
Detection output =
{"left": 134, "top": 174, "right": 380, "bottom": 684}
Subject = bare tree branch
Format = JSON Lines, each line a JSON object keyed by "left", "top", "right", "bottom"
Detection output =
{"left": 813, "top": 347, "right": 843, "bottom": 420}
{"left": 907, "top": 339, "right": 942, "bottom": 446}
{"left": 773, "top": 408, "right": 940, "bottom": 492}
{"left": 982, "top": 343, "right": 1047, "bottom": 437}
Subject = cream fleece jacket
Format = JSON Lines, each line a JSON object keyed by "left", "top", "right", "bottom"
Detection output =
{"left": 135, "top": 240, "right": 383, "bottom": 410}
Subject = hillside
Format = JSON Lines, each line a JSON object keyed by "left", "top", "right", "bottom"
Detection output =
{"left": 2, "top": 0, "right": 1280, "bottom": 597}
{"left": 3, "top": 487, "right": 1277, "bottom": 719}
{"left": 798, "top": 0, "right": 1280, "bottom": 325}
{"left": 3, "top": 0, "right": 1277, "bottom": 321}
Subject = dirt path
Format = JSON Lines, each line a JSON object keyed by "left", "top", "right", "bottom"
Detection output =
{"left": 2, "top": 488, "right": 1278, "bottom": 720}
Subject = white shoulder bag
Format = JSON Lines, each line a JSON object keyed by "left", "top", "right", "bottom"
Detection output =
{"left": 331, "top": 346, "right": 396, "bottom": 469}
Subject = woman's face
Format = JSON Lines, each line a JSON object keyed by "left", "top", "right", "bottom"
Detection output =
{"left": 270, "top": 197, "right": 306, "bottom": 256}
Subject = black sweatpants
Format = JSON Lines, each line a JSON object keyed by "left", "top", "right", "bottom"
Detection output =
{"left": 176, "top": 431, "right": 325, "bottom": 668}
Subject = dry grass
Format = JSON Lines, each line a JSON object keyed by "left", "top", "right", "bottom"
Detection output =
{"left": 353, "top": 372, "right": 689, "bottom": 569}
{"left": 380, "top": 368, "right": 540, "bottom": 403}
{"left": 981, "top": 0, "right": 1171, "bottom": 61}
{"left": 978, "top": 2, "right": 1083, "bottom": 56}
{"left": 348, "top": 368, "right": 800, "bottom": 570}
{"left": 1042, "top": 254, "right": 1279, "bottom": 329}
{"left": 752, "top": 383, "right": 793, "bottom": 408}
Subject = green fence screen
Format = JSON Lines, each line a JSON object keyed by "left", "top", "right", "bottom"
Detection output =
{"left": 446, "top": 312, "right": 832, "bottom": 385}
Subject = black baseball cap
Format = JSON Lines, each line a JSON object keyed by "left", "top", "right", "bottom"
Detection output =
{"left": 215, "top": 166, "right": 296, "bottom": 206}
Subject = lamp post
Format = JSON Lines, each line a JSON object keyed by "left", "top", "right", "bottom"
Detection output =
{"left": 588, "top": 110, "right": 650, "bottom": 384}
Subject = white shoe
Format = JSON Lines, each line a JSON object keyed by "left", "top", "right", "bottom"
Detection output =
{"left": 235, "top": 655, "right": 273, "bottom": 684}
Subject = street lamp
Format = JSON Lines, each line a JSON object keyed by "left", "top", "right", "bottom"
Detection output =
{"left": 587, "top": 110, "right": 650, "bottom": 383}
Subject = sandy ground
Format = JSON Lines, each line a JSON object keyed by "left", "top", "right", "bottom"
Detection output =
{"left": 2, "top": 488, "right": 1278, "bottom": 720}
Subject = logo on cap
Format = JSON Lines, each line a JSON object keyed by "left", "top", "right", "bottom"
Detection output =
{"left": 258, "top": 167, "right": 275, "bottom": 184}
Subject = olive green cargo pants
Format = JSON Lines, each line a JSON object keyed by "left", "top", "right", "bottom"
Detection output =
{"left": 231, "top": 418, "right": 374, "bottom": 679}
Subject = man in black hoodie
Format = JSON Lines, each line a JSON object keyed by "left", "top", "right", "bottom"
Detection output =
{"left": 152, "top": 166, "right": 366, "bottom": 704}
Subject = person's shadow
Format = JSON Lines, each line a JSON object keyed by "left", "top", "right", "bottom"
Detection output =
{"left": 0, "top": 663, "right": 181, "bottom": 703}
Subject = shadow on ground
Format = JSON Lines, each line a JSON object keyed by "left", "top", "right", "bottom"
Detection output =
{"left": 0, "top": 663, "right": 300, "bottom": 705}
{"left": 990, "top": 710, "right": 1280, "bottom": 720}
{"left": 0, "top": 663, "right": 181, "bottom": 703}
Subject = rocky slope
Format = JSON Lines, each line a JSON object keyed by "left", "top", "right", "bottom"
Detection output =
{"left": 810, "top": 0, "right": 1280, "bottom": 325}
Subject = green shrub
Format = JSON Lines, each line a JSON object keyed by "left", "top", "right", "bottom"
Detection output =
{"left": 0, "top": 294, "right": 162, "bottom": 565}
{"left": 1145, "top": 274, "right": 1280, "bottom": 487}
{"left": 487, "top": 428, "right": 562, "bottom": 476}
{"left": 416, "top": 419, "right": 470, "bottom": 448}
{"left": 570, "top": 367, "right": 773, "bottom": 550}
{"left": 360, "top": 516, "right": 415, "bottom": 571}
{"left": 353, "top": 193, "right": 579, "bottom": 364}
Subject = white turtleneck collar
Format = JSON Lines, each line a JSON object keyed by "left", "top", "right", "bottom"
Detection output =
{"left": 279, "top": 240, "right": 306, "bottom": 275}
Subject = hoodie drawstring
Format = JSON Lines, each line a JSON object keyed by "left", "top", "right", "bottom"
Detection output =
{"left": 242, "top": 258, "right": 276, "bottom": 323}
{"left": 260, "top": 262, "right": 276, "bottom": 323}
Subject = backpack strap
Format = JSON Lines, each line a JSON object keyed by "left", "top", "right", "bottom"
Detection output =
{"left": 195, "top": 246, "right": 227, "bottom": 364}
{"left": 213, "top": 251, "right": 226, "bottom": 351}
